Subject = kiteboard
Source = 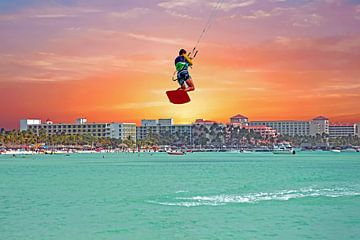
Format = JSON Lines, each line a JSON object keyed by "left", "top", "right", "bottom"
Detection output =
{"left": 166, "top": 89, "right": 191, "bottom": 104}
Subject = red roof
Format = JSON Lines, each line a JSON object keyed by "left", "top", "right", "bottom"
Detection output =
{"left": 313, "top": 116, "right": 329, "bottom": 120}
{"left": 195, "top": 119, "right": 217, "bottom": 124}
{"left": 231, "top": 114, "right": 248, "bottom": 119}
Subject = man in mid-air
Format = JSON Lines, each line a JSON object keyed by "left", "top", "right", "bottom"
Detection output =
{"left": 174, "top": 49, "right": 195, "bottom": 92}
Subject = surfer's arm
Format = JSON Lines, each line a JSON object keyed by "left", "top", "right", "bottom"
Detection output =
{"left": 184, "top": 55, "right": 193, "bottom": 66}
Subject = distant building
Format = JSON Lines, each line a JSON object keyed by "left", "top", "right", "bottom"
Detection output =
{"left": 249, "top": 120, "right": 311, "bottom": 136}
{"left": 329, "top": 124, "right": 355, "bottom": 138}
{"left": 158, "top": 118, "right": 173, "bottom": 126}
{"left": 243, "top": 125, "right": 277, "bottom": 138}
{"left": 355, "top": 123, "right": 360, "bottom": 137}
{"left": 194, "top": 119, "right": 217, "bottom": 125}
{"left": 230, "top": 114, "right": 249, "bottom": 126}
{"left": 20, "top": 118, "right": 136, "bottom": 140}
{"left": 310, "top": 116, "right": 330, "bottom": 136}
{"left": 109, "top": 123, "right": 137, "bottom": 142}
{"left": 76, "top": 118, "right": 87, "bottom": 124}
{"left": 137, "top": 118, "right": 192, "bottom": 144}
{"left": 20, "top": 119, "right": 42, "bottom": 131}
{"left": 141, "top": 119, "right": 159, "bottom": 127}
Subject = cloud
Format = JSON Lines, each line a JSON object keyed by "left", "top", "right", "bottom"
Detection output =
{"left": 165, "top": 10, "right": 198, "bottom": 19}
{"left": 0, "top": 52, "right": 134, "bottom": 83}
{"left": 110, "top": 8, "right": 149, "bottom": 19}
{"left": 31, "top": 14, "right": 78, "bottom": 18}
{"left": 356, "top": 4, "right": 360, "bottom": 20}
{"left": 212, "top": 0, "right": 256, "bottom": 11}
{"left": 159, "top": 0, "right": 256, "bottom": 12}
{"left": 292, "top": 13, "right": 323, "bottom": 27}
{"left": 241, "top": 10, "right": 272, "bottom": 19}
{"left": 274, "top": 36, "right": 291, "bottom": 45}
{"left": 124, "top": 32, "right": 190, "bottom": 45}
{"left": 158, "top": 0, "right": 200, "bottom": 9}
{"left": 227, "top": 6, "right": 292, "bottom": 20}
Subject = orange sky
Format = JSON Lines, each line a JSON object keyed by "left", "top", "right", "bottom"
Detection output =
{"left": 0, "top": 0, "right": 359, "bottom": 129}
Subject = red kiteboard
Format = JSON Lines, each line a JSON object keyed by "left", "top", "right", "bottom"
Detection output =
{"left": 166, "top": 89, "right": 191, "bottom": 104}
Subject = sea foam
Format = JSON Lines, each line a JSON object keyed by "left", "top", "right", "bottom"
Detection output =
{"left": 148, "top": 187, "right": 360, "bottom": 207}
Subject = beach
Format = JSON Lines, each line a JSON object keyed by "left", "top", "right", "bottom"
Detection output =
{"left": 1, "top": 152, "right": 359, "bottom": 239}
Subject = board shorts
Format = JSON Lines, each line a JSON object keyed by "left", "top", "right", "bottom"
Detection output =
{"left": 177, "top": 70, "right": 191, "bottom": 86}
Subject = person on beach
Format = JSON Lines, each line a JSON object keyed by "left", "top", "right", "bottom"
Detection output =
{"left": 174, "top": 49, "right": 195, "bottom": 92}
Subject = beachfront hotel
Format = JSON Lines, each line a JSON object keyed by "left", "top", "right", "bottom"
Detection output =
{"left": 137, "top": 119, "right": 193, "bottom": 144}
{"left": 228, "top": 114, "right": 360, "bottom": 138}
{"left": 329, "top": 123, "right": 358, "bottom": 138}
{"left": 237, "top": 115, "right": 330, "bottom": 137}
{"left": 20, "top": 118, "right": 136, "bottom": 141}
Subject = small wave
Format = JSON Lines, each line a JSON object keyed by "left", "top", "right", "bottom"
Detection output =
{"left": 148, "top": 187, "right": 360, "bottom": 207}
{"left": 175, "top": 190, "right": 189, "bottom": 194}
{"left": 147, "top": 200, "right": 224, "bottom": 207}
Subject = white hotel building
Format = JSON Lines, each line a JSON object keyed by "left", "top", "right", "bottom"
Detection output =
{"left": 137, "top": 118, "right": 192, "bottom": 144}
{"left": 329, "top": 124, "right": 357, "bottom": 138}
{"left": 231, "top": 115, "right": 330, "bottom": 136}
{"left": 20, "top": 118, "right": 136, "bottom": 141}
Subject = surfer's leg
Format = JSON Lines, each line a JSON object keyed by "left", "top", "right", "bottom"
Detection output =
{"left": 177, "top": 73, "right": 187, "bottom": 91}
{"left": 185, "top": 78, "right": 195, "bottom": 92}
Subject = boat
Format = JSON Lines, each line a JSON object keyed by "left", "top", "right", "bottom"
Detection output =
{"left": 331, "top": 149, "right": 341, "bottom": 153}
{"left": 272, "top": 143, "right": 296, "bottom": 155}
{"left": 253, "top": 147, "right": 272, "bottom": 153}
{"left": 167, "top": 151, "right": 185, "bottom": 155}
{"left": 241, "top": 150, "right": 253, "bottom": 154}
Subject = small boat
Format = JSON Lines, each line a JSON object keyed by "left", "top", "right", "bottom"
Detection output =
{"left": 273, "top": 143, "right": 296, "bottom": 155}
{"left": 167, "top": 151, "right": 185, "bottom": 155}
{"left": 241, "top": 150, "right": 253, "bottom": 154}
{"left": 331, "top": 149, "right": 341, "bottom": 153}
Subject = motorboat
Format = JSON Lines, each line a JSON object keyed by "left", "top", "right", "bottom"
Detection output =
{"left": 167, "top": 151, "right": 185, "bottom": 155}
{"left": 273, "top": 143, "right": 296, "bottom": 155}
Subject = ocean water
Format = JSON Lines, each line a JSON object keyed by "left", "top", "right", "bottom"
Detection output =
{"left": 0, "top": 152, "right": 360, "bottom": 240}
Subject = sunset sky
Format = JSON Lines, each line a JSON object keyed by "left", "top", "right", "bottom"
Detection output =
{"left": 1, "top": 0, "right": 359, "bottom": 129}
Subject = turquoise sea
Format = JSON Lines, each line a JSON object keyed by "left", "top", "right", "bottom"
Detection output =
{"left": 1, "top": 152, "right": 360, "bottom": 240}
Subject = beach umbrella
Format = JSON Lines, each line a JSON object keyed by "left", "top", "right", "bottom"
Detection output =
{"left": 119, "top": 143, "right": 128, "bottom": 148}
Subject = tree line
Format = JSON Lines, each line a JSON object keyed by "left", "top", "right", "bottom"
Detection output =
{"left": 1, "top": 125, "right": 359, "bottom": 149}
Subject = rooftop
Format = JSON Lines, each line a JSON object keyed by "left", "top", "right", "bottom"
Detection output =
{"left": 313, "top": 116, "right": 329, "bottom": 120}
{"left": 195, "top": 119, "right": 217, "bottom": 124}
{"left": 231, "top": 114, "right": 248, "bottom": 119}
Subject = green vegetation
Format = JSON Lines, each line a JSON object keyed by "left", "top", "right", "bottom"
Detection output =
{"left": 193, "top": 123, "right": 266, "bottom": 148}
{"left": 279, "top": 133, "right": 360, "bottom": 148}
{"left": 0, "top": 129, "right": 131, "bottom": 148}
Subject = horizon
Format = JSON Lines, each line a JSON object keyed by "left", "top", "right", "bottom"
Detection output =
{"left": 1, "top": 0, "right": 360, "bottom": 129}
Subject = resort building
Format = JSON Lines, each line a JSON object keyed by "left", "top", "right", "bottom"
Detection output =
{"left": 230, "top": 114, "right": 249, "bottom": 127}
{"left": 249, "top": 120, "right": 311, "bottom": 136}
{"left": 243, "top": 126, "right": 277, "bottom": 138}
{"left": 109, "top": 123, "right": 137, "bottom": 142}
{"left": 329, "top": 124, "right": 356, "bottom": 138}
{"left": 20, "top": 119, "right": 42, "bottom": 131}
{"left": 137, "top": 118, "right": 192, "bottom": 144}
{"left": 229, "top": 114, "right": 331, "bottom": 137}
{"left": 310, "top": 116, "right": 330, "bottom": 136}
{"left": 356, "top": 123, "right": 360, "bottom": 137}
{"left": 194, "top": 119, "right": 218, "bottom": 125}
{"left": 20, "top": 118, "right": 136, "bottom": 141}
